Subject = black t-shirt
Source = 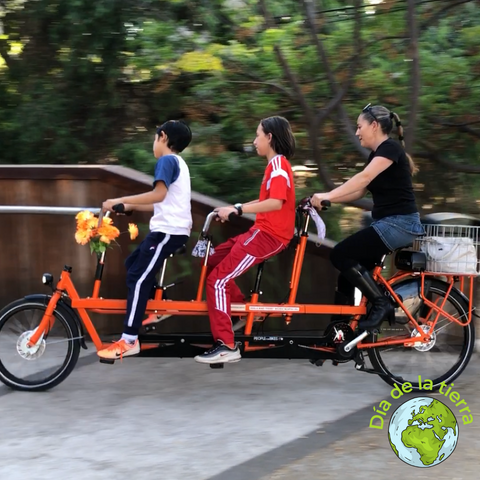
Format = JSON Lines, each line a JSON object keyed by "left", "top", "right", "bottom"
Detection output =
{"left": 366, "top": 138, "right": 418, "bottom": 220}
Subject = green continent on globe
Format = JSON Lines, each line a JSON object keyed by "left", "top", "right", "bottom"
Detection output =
{"left": 389, "top": 432, "right": 399, "bottom": 457}
{"left": 400, "top": 399, "right": 457, "bottom": 466}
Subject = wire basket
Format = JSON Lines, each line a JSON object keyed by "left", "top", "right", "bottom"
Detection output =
{"left": 414, "top": 224, "right": 480, "bottom": 275}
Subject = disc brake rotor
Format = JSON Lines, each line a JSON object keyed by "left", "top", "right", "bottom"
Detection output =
{"left": 410, "top": 325, "right": 436, "bottom": 352}
{"left": 16, "top": 329, "right": 46, "bottom": 360}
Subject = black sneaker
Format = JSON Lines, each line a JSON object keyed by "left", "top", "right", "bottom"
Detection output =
{"left": 194, "top": 340, "right": 241, "bottom": 364}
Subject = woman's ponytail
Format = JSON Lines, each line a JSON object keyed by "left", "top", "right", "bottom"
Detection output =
{"left": 390, "top": 111, "right": 418, "bottom": 176}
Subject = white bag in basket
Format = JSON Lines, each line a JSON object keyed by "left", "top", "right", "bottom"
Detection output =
{"left": 420, "top": 236, "right": 478, "bottom": 274}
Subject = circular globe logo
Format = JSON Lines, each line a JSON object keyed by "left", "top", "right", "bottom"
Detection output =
{"left": 388, "top": 397, "right": 458, "bottom": 467}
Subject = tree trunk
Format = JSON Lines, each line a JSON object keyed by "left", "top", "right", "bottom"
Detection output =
{"left": 405, "top": 0, "right": 420, "bottom": 152}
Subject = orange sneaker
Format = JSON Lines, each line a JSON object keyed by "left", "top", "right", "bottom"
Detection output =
{"left": 97, "top": 339, "right": 140, "bottom": 360}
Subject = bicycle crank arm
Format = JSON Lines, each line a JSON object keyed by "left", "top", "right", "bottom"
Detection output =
{"left": 343, "top": 331, "right": 369, "bottom": 352}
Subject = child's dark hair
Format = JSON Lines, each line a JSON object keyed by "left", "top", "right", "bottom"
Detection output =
{"left": 156, "top": 120, "right": 192, "bottom": 153}
{"left": 260, "top": 116, "right": 296, "bottom": 159}
{"left": 361, "top": 105, "right": 418, "bottom": 175}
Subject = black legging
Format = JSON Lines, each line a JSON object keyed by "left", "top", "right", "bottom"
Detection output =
{"left": 330, "top": 226, "right": 391, "bottom": 302}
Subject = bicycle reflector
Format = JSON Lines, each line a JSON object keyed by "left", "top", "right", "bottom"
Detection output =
{"left": 42, "top": 273, "right": 54, "bottom": 286}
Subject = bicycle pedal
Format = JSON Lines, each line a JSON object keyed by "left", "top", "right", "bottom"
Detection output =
{"left": 209, "top": 363, "right": 224, "bottom": 369}
{"left": 99, "top": 358, "right": 115, "bottom": 365}
{"left": 309, "top": 358, "right": 324, "bottom": 367}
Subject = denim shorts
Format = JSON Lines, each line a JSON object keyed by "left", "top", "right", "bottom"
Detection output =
{"left": 371, "top": 212, "right": 425, "bottom": 252}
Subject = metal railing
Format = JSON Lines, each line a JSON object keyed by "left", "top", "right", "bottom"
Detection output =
{"left": 0, "top": 206, "right": 101, "bottom": 215}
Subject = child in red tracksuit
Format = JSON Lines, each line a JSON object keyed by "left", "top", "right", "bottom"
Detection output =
{"left": 195, "top": 116, "right": 296, "bottom": 364}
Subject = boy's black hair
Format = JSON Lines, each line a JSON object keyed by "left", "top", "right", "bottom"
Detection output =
{"left": 260, "top": 116, "right": 295, "bottom": 159}
{"left": 156, "top": 120, "right": 192, "bottom": 153}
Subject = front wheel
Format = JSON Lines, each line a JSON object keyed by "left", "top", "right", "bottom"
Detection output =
{"left": 368, "top": 278, "right": 475, "bottom": 392}
{"left": 0, "top": 298, "right": 81, "bottom": 391}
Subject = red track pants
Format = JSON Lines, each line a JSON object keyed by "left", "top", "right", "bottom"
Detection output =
{"left": 206, "top": 227, "right": 285, "bottom": 345}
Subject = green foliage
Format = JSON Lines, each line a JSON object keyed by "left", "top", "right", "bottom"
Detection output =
{"left": 1, "top": 0, "right": 480, "bottom": 235}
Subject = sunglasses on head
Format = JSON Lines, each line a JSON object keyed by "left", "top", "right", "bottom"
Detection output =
{"left": 362, "top": 103, "right": 378, "bottom": 122}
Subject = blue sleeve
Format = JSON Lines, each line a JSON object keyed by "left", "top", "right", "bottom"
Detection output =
{"left": 153, "top": 155, "right": 180, "bottom": 188}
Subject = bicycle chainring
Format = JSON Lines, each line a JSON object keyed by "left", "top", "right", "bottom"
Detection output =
{"left": 325, "top": 322, "right": 357, "bottom": 360}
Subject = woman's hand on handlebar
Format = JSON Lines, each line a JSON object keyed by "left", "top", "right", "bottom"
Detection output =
{"left": 215, "top": 206, "right": 238, "bottom": 222}
{"left": 310, "top": 193, "right": 330, "bottom": 209}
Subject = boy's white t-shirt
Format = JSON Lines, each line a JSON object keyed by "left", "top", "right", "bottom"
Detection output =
{"left": 149, "top": 154, "right": 192, "bottom": 236}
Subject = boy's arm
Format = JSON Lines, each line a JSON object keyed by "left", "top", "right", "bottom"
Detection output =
{"left": 124, "top": 203, "right": 155, "bottom": 212}
{"left": 103, "top": 182, "right": 167, "bottom": 212}
{"left": 103, "top": 155, "right": 179, "bottom": 212}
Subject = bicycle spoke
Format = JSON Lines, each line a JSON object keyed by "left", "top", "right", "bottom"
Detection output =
{"left": 0, "top": 303, "right": 80, "bottom": 391}
{"left": 370, "top": 280, "right": 474, "bottom": 390}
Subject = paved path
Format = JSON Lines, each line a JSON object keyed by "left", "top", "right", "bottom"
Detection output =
{"left": 1, "top": 349, "right": 478, "bottom": 479}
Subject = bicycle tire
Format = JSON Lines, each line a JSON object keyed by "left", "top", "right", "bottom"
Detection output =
{"left": 0, "top": 299, "right": 81, "bottom": 391}
{"left": 369, "top": 278, "right": 475, "bottom": 392}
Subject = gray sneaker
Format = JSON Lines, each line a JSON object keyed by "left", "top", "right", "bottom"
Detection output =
{"left": 194, "top": 340, "right": 241, "bottom": 364}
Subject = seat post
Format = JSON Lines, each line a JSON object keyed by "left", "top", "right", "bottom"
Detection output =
{"left": 158, "top": 258, "right": 168, "bottom": 288}
{"left": 252, "top": 261, "right": 265, "bottom": 294}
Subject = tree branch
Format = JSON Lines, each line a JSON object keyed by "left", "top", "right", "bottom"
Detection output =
{"left": 259, "top": 0, "right": 372, "bottom": 210}
{"left": 222, "top": 79, "right": 296, "bottom": 99}
{"left": 405, "top": 0, "right": 420, "bottom": 152}
{"left": 419, "top": 0, "right": 474, "bottom": 32}
{"left": 302, "top": 0, "right": 369, "bottom": 159}
{"left": 317, "top": 0, "right": 362, "bottom": 124}
{"left": 427, "top": 117, "right": 480, "bottom": 139}
{"left": 417, "top": 140, "right": 480, "bottom": 173}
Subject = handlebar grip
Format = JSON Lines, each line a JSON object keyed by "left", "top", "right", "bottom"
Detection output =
{"left": 320, "top": 200, "right": 331, "bottom": 211}
{"left": 112, "top": 203, "right": 133, "bottom": 216}
{"left": 228, "top": 212, "right": 238, "bottom": 222}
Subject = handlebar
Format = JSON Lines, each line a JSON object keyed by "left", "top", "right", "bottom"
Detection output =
{"left": 201, "top": 211, "right": 237, "bottom": 237}
{"left": 97, "top": 203, "right": 132, "bottom": 227}
{"left": 200, "top": 198, "right": 330, "bottom": 237}
{"left": 112, "top": 203, "right": 133, "bottom": 216}
{"left": 298, "top": 197, "right": 331, "bottom": 211}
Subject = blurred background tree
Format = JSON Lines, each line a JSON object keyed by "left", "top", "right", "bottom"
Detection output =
{"left": 1, "top": 0, "right": 480, "bottom": 240}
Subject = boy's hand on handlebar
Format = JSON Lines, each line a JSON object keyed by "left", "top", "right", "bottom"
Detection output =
{"left": 215, "top": 206, "right": 237, "bottom": 222}
{"left": 102, "top": 199, "right": 133, "bottom": 215}
{"left": 311, "top": 193, "right": 330, "bottom": 209}
{"left": 102, "top": 199, "right": 122, "bottom": 212}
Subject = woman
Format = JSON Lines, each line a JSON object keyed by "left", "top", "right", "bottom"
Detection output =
{"left": 311, "top": 104, "right": 424, "bottom": 330}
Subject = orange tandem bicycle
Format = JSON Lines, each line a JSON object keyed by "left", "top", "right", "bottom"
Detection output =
{"left": 0, "top": 199, "right": 477, "bottom": 392}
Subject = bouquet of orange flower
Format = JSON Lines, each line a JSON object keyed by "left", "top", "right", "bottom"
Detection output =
{"left": 75, "top": 210, "right": 139, "bottom": 255}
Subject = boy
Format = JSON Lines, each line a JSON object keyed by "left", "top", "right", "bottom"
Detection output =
{"left": 194, "top": 116, "right": 296, "bottom": 364}
{"left": 98, "top": 120, "right": 192, "bottom": 360}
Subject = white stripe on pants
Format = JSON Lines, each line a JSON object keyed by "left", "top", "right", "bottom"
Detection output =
{"left": 126, "top": 234, "right": 170, "bottom": 327}
{"left": 214, "top": 254, "right": 256, "bottom": 314}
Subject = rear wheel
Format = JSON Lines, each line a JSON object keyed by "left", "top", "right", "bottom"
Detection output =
{"left": 369, "top": 278, "right": 475, "bottom": 392}
{"left": 0, "top": 299, "right": 81, "bottom": 391}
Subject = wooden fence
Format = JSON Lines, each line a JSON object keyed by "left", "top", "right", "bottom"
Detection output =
{"left": 0, "top": 165, "right": 338, "bottom": 335}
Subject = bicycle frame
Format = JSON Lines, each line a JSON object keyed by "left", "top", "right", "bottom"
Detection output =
{"left": 27, "top": 207, "right": 477, "bottom": 357}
